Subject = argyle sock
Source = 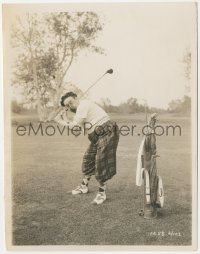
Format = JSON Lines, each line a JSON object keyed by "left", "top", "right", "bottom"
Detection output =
{"left": 99, "top": 183, "right": 106, "bottom": 193}
{"left": 81, "top": 176, "right": 91, "bottom": 187}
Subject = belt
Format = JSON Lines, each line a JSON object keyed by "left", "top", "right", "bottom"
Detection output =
{"left": 88, "top": 120, "right": 117, "bottom": 143}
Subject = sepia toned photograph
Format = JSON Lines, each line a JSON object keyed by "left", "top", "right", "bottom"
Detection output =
{"left": 3, "top": 2, "right": 197, "bottom": 251}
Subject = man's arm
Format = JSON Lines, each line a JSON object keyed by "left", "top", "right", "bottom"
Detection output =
{"left": 54, "top": 114, "right": 85, "bottom": 129}
{"left": 54, "top": 100, "right": 88, "bottom": 129}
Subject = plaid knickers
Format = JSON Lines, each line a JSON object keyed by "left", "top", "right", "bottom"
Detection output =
{"left": 82, "top": 120, "right": 120, "bottom": 183}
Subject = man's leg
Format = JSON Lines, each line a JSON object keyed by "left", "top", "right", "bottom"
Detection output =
{"left": 92, "top": 122, "right": 119, "bottom": 204}
{"left": 82, "top": 175, "right": 91, "bottom": 187}
{"left": 92, "top": 180, "right": 107, "bottom": 205}
{"left": 72, "top": 142, "right": 97, "bottom": 195}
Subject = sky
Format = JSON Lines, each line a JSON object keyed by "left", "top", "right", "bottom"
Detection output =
{"left": 5, "top": 3, "right": 197, "bottom": 109}
{"left": 65, "top": 3, "right": 197, "bottom": 109}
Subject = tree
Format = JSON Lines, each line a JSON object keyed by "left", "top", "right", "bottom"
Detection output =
{"left": 181, "top": 95, "right": 191, "bottom": 113}
{"left": 168, "top": 95, "right": 191, "bottom": 114}
{"left": 127, "top": 98, "right": 140, "bottom": 113}
{"left": 99, "top": 98, "right": 111, "bottom": 112}
{"left": 118, "top": 97, "right": 141, "bottom": 113}
{"left": 11, "top": 12, "right": 104, "bottom": 120}
{"left": 11, "top": 100, "right": 22, "bottom": 114}
{"left": 182, "top": 47, "right": 191, "bottom": 93}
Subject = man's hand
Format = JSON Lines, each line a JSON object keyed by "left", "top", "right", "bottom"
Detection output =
{"left": 54, "top": 113, "right": 69, "bottom": 126}
{"left": 47, "top": 107, "right": 65, "bottom": 122}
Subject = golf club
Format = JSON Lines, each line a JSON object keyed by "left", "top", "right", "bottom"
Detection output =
{"left": 82, "top": 68, "right": 113, "bottom": 97}
{"left": 47, "top": 68, "right": 113, "bottom": 121}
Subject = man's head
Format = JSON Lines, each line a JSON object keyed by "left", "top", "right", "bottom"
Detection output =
{"left": 60, "top": 92, "right": 79, "bottom": 113}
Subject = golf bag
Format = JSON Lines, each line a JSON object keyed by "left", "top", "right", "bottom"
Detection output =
{"left": 136, "top": 113, "right": 164, "bottom": 219}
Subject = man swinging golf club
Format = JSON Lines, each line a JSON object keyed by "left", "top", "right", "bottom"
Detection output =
{"left": 54, "top": 69, "right": 119, "bottom": 205}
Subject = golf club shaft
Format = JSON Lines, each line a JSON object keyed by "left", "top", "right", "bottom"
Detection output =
{"left": 48, "top": 70, "right": 112, "bottom": 121}
{"left": 81, "top": 72, "right": 107, "bottom": 98}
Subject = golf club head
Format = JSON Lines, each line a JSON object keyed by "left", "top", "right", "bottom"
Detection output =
{"left": 106, "top": 68, "right": 113, "bottom": 74}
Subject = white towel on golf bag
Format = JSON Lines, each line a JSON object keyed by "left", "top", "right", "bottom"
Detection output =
{"left": 157, "top": 176, "right": 164, "bottom": 208}
{"left": 144, "top": 169, "right": 151, "bottom": 203}
{"left": 136, "top": 136, "right": 145, "bottom": 186}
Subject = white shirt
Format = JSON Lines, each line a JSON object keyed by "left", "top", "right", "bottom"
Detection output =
{"left": 55, "top": 99, "right": 110, "bottom": 134}
{"left": 74, "top": 99, "right": 110, "bottom": 133}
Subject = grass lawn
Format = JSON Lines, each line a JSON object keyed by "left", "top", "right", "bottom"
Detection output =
{"left": 11, "top": 113, "right": 192, "bottom": 245}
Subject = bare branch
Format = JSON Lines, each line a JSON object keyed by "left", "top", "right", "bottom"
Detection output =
{"left": 12, "top": 30, "right": 27, "bottom": 45}
{"left": 61, "top": 48, "right": 74, "bottom": 82}
{"left": 58, "top": 34, "right": 68, "bottom": 66}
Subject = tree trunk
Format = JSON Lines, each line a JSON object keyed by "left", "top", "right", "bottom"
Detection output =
{"left": 32, "top": 62, "right": 44, "bottom": 121}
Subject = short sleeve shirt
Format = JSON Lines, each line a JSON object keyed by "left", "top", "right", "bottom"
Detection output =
{"left": 73, "top": 99, "right": 110, "bottom": 133}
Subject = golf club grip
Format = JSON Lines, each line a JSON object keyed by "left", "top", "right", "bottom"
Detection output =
{"left": 48, "top": 107, "right": 65, "bottom": 121}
